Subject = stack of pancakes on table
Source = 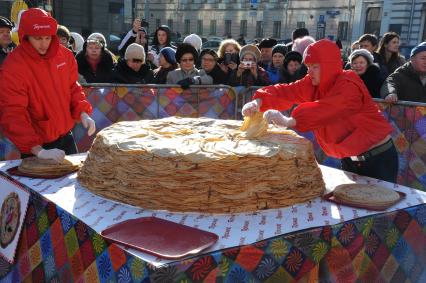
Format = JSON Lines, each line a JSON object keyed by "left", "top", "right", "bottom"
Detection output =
{"left": 18, "top": 156, "right": 80, "bottom": 177}
{"left": 77, "top": 116, "right": 326, "bottom": 213}
{"left": 333, "top": 184, "right": 400, "bottom": 207}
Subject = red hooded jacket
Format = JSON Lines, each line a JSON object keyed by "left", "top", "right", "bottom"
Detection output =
{"left": 0, "top": 9, "right": 92, "bottom": 153}
{"left": 253, "top": 39, "right": 392, "bottom": 158}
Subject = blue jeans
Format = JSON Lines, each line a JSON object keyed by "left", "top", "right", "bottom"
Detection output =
{"left": 341, "top": 142, "right": 399, "bottom": 183}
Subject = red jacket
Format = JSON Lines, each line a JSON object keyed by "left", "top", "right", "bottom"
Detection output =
{"left": 253, "top": 40, "right": 393, "bottom": 158}
{"left": 0, "top": 9, "right": 92, "bottom": 153}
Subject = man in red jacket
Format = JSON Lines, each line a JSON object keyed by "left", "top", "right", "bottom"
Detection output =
{"left": 242, "top": 39, "right": 398, "bottom": 183}
{"left": 0, "top": 8, "right": 95, "bottom": 163}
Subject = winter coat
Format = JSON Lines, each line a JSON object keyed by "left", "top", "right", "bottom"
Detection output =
{"left": 111, "top": 58, "right": 154, "bottom": 84}
{"left": 76, "top": 48, "right": 115, "bottom": 83}
{"left": 253, "top": 39, "right": 392, "bottom": 159}
{"left": 118, "top": 30, "right": 149, "bottom": 57}
{"left": 205, "top": 64, "right": 228, "bottom": 84}
{"left": 377, "top": 53, "right": 406, "bottom": 78}
{"left": 153, "top": 65, "right": 178, "bottom": 84}
{"left": 380, "top": 62, "right": 426, "bottom": 103}
{"left": 266, "top": 65, "right": 282, "bottom": 84}
{"left": 358, "top": 64, "right": 384, "bottom": 98}
{"left": 0, "top": 42, "right": 16, "bottom": 66}
{"left": 280, "top": 69, "right": 304, "bottom": 84}
{"left": 0, "top": 35, "right": 92, "bottom": 153}
{"left": 229, "top": 66, "right": 270, "bottom": 87}
{"left": 166, "top": 67, "right": 213, "bottom": 85}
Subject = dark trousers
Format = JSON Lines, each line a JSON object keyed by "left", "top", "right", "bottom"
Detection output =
{"left": 21, "top": 131, "right": 78, "bottom": 159}
{"left": 341, "top": 142, "right": 399, "bottom": 183}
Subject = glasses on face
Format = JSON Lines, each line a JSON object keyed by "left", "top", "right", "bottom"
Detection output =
{"left": 181, "top": 58, "right": 194, "bottom": 63}
{"left": 131, "top": 59, "right": 143, "bottom": 63}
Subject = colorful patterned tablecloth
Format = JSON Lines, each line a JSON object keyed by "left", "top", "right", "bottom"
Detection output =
{"left": 0, "top": 156, "right": 425, "bottom": 282}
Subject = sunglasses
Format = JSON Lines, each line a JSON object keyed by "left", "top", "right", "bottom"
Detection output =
{"left": 181, "top": 58, "right": 194, "bottom": 63}
{"left": 131, "top": 59, "right": 144, "bottom": 63}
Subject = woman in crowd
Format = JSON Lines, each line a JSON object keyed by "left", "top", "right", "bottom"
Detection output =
{"left": 200, "top": 49, "right": 228, "bottom": 84}
{"left": 153, "top": 47, "right": 178, "bottom": 84}
{"left": 76, "top": 33, "right": 115, "bottom": 83}
{"left": 280, "top": 51, "right": 303, "bottom": 83}
{"left": 348, "top": 49, "right": 383, "bottom": 98}
{"left": 266, "top": 44, "right": 287, "bottom": 84}
{"left": 229, "top": 44, "right": 270, "bottom": 87}
{"left": 166, "top": 43, "right": 212, "bottom": 88}
{"left": 69, "top": 32, "right": 84, "bottom": 55}
{"left": 377, "top": 32, "right": 406, "bottom": 78}
{"left": 111, "top": 43, "right": 153, "bottom": 84}
{"left": 149, "top": 25, "right": 175, "bottom": 67}
{"left": 217, "top": 39, "right": 241, "bottom": 76}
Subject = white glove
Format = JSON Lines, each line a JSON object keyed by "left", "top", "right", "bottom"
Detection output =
{"left": 242, "top": 99, "right": 261, "bottom": 117}
{"left": 263, "top": 110, "right": 295, "bottom": 128}
{"left": 385, "top": 93, "right": 398, "bottom": 103}
{"left": 81, "top": 112, "right": 96, "bottom": 136}
{"left": 37, "top": 148, "right": 65, "bottom": 163}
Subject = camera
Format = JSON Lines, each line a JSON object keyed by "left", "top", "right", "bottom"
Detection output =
{"left": 224, "top": 53, "right": 238, "bottom": 65}
{"left": 242, "top": 61, "right": 253, "bottom": 68}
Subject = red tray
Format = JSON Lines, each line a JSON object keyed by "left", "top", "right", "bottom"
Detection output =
{"left": 322, "top": 190, "right": 406, "bottom": 211}
{"left": 6, "top": 166, "right": 78, "bottom": 179}
{"left": 101, "top": 217, "right": 218, "bottom": 259}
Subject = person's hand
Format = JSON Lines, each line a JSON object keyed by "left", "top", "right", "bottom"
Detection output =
{"left": 177, "top": 77, "right": 195, "bottom": 89}
{"left": 218, "top": 63, "right": 229, "bottom": 73}
{"left": 263, "top": 110, "right": 296, "bottom": 128}
{"left": 147, "top": 52, "right": 155, "bottom": 63}
{"left": 81, "top": 112, "right": 96, "bottom": 136}
{"left": 250, "top": 63, "right": 257, "bottom": 78}
{"left": 237, "top": 63, "right": 245, "bottom": 77}
{"left": 37, "top": 148, "right": 65, "bottom": 163}
{"left": 385, "top": 93, "right": 398, "bottom": 103}
{"left": 242, "top": 99, "right": 261, "bottom": 117}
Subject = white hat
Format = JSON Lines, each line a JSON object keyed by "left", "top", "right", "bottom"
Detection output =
{"left": 349, "top": 48, "right": 374, "bottom": 65}
{"left": 70, "top": 32, "right": 84, "bottom": 53}
{"left": 125, "top": 43, "right": 145, "bottom": 62}
{"left": 87, "top": 32, "right": 107, "bottom": 47}
{"left": 183, "top": 33, "right": 202, "bottom": 51}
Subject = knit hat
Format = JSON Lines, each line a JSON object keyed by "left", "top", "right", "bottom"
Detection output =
{"left": 160, "top": 47, "right": 177, "bottom": 65}
{"left": 87, "top": 32, "right": 106, "bottom": 47}
{"left": 18, "top": 8, "right": 57, "bottom": 39}
{"left": 349, "top": 48, "right": 374, "bottom": 65}
{"left": 258, "top": 38, "right": 277, "bottom": 49}
{"left": 0, "top": 16, "right": 13, "bottom": 29}
{"left": 57, "top": 25, "right": 70, "bottom": 40}
{"left": 410, "top": 42, "right": 426, "bottom": 58}
{"left": 125, "top": 43, "right": 145, "bottom": 62}
{"left": 283, "top": 51, "right": 303, "bottom": 69}
{"left": 292, "top": 27, "right": 309, "bottom": 40}
{"left": 183, "top": 33, "right": 203, "bottom": 51}
{"left": 70, "top": 32, "right": 84, "bottom": 53}
{"left": 272, "top": 44, "right": 287, "bottom": 56}
{"left": 200, "top": 48, "right": 218, "bottom": 61}
{"left": 239, "top": 44, "right": 261, "bottom": 62}
{"left": 175, "top": 43, "right": 198, "bottom": 63}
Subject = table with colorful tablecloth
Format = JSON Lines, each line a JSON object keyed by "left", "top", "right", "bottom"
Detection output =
{"left": 0, "top": 154, "right": 425, "bottom": 282}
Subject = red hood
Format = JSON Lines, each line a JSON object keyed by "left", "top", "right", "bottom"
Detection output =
{"left": 303, "top": 39, "right": 343, "bottom": 94}
{"left": 18, "top": 8, "right": 59, "bottom": 59}
{"left": 18, "top": 8, "right": 57, "bottom": 41}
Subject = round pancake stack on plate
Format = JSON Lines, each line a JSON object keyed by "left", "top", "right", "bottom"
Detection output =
{"left": 333, "top": 184, "right": 400, "bottom": 207}
{"left": 78, "top": 117, "right": 326, "bottom": 213}
{"left": 18, "top": 156, "right": 80, "bottom": 177}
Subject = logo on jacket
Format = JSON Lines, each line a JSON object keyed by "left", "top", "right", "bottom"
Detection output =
{"left": 57, "top": 62, "right": 66, "bottom": 69}
{"left": 33, "top": 24, "right": 51, "bottom": 30}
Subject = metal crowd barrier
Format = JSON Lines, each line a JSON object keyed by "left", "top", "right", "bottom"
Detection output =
{"left": 0, "top": 84, "right": 425, "bottom": 191}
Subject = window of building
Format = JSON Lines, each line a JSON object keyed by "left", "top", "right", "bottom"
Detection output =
{"left": 337, "top": 21, "right": 348, "bottom": 40}
{"left": 197, "top": 20, "right": 203, "bottom": 35}
{"left": 108, "top": 2, "right": 123, "bottom": 14}
{"left": 225, "top": 20, "right": 232, "bottom": 37}
{"left": 156, "top": 19, "right": 161, "bottom": 28}
{"left": 297, "top": 22, "right": 305, "bottom": 28}
{"left": 364, "top": 7, "right": 381, "bottom": 36}
{"left": 256, "top": 21, "right": 263, "bottom": 38}
{"left": 210, "top": 20, "right": 217, "bottom": 35}
{"left": 273, "top": 21, "right": 281, "bottom": 38}
{"left": 184, "top": 19, "right": 191, "bottom": 34}
{"left": 167, "top": 19, "right": 173, "bottom": 30}
{"left": 240, "top": 20, "right": 247, "bottom": 36}
{"left": 388, "top": 24, "right": 402, "bottom": 36}
{"left": 316, "top": 22, "right": 326, "bottom": 39}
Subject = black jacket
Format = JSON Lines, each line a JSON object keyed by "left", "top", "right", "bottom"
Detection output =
{"left": 153, "top": 65, "right": 177, "bottom": 84}
{"left": 0, "top": 43, "right": 16, "bottom": 66}
{"left": 359, "top": 64, "right": 384, "bottom": 98}
{"left": 76, "top": 48, "right": 115, "bottom": 83}
{"left": 111, "top": 58, "right": 154, "bottom": 84}
{"left": 205, "top": 64, "right": 228, "bottom": 84}
{"left": 381, "top": 62, "right": 426, "bottom": 103}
